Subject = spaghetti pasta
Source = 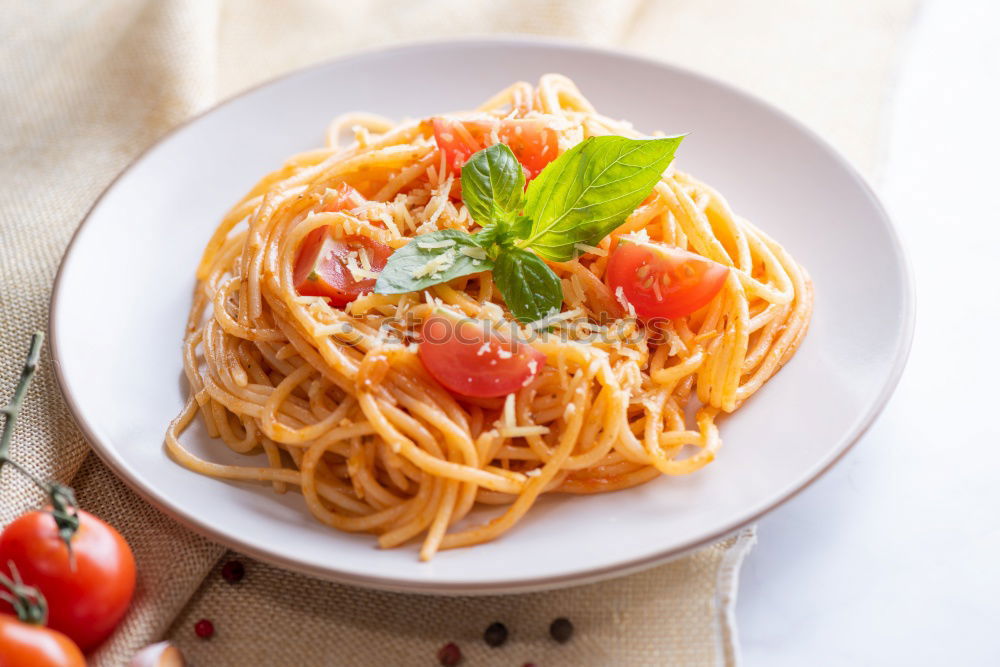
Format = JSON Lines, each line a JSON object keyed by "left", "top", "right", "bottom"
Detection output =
{"left": 165, "top": 75, "right": 812, "bottom": 560}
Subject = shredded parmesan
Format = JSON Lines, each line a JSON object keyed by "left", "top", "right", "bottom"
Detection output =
{"left": 614, "top": 286, "right": 637, "bottom": 318}
{"left": 619, "top": 229, "right": 651, "bottom": 245}
{"left": 574, "top": 242, "right": 607, "bottom": 257}
{"left": 524, "top": 307, "right": 584, "bottom": 332}
{"left": 501, "top": 393, "right": 516, "bottom": 431}
{"left": 344, "top": 250, "right": 380, "bottom": 281}
{"left": 411, "top": 248, "right": 456, "bottom": 279}
{"left": 459, "top": 246, "right": 487, "bottom": 260}
{"left": 417, "top": 239, "right": 456, "bottom": 250}
{"left": 480, "top": 302, "right": 504, "bottom": 323}
{"left": 523, "top": 359, "right": 539, "bottom": 387}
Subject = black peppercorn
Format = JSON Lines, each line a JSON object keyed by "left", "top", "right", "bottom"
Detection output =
{"left": 483, "top": 621, "right": 508, "bottom": 647}
{"left": 549, "top": 616, "right": 573, "bottom": 643}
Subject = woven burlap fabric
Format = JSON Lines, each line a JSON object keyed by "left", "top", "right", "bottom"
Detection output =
{"left": 0, "top": 1, "right": 914, "bottom": 664}
{"left": 166, "top": 531, "right": 754, "bottom": 666}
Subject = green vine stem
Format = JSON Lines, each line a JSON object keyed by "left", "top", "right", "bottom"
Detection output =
{"left": 0, "top": 561, "right": 47, "bottom": 625}
{"left": 0, "top": 333, "right": 43, "bottom": 461}
{"left": 0, "top": 332, "right": 80, "bottom": 557}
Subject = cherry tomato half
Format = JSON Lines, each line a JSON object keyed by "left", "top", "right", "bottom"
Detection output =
{"left": 605, "top": 240, "right": 729, "bottom": 320}
{"left": 418, "top": 311, "right": 546, "bottom": 398}
{"left": 0, "top": 509, "right": 136, "bottom": 653}
{"left": 432, "top": 117, "right": 559, "bottom": 179}
{"left": 0, "top": 615, "right": 85, "bottom": 667}
{"left": 293, "top": 231, "right": 392, "bottom": 307}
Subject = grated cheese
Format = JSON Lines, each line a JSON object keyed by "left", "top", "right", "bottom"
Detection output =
{"left": 417, "top": 239, "right": 456, "bottom": 250}
{"left": 522, "top": 359, "right": 539, "bottom": 387}
{"left": 459, "top": 246, "right": 487, "bottom": 260}
{"left": 480, "top": 302, "right": 504, "bottom": 323}
{"left": 501, "top": 393, "right": 517, "bottom": 431}
{"left": 619, "top": 229, "right": 651, "bottom": 245}
{"left": 344, "top": 250, "right": 380, "bottom": 281}
{"left": 411, "top": 248, "right": 457, "bottom": 279}
{"left": 524, "top": 307, "right": 584, "bottom": 332}
{"left": 574, "top": 243, "right": 607, "bottom": 257}
{"left": 614, "top": 286, "right": 637, "bottom": 318}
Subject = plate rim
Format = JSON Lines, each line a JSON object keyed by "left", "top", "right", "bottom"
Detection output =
{"left": 48, "top": 35, "right": 916, "bottom": 595}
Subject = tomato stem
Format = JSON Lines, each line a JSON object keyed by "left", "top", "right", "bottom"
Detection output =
{"left": 0, "top": 332, "right": 43, "bottom": 461}
{"left": 0, "top": 333, "right": 80, "bottom": 559}
{"left": 0, "top": 561, "right": 47, "bottom": 625}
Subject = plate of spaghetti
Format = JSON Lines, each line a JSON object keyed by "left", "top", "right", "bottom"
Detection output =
{"left": 51, "top": 39, "right": 913, "bottom": 593}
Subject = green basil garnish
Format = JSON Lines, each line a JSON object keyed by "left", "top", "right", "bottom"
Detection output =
{"left": 461, "top": 143, "right": 525, "bottom": 230}
{"left": 521, "top": 135, "right": 684, "bottom": 261}
{"left": 374, "top": 132, "right": 683, "bottom": 322}
{"left": 493, "top": 247, "right": 563, "bottom": 324}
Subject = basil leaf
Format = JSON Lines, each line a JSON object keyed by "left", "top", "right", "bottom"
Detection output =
{"left": 522, "top": 135, "right": 684, "bottom": 261}
{"left": 473, "top": 224, "right": 505, "bottom": 252}
{"left": 509, "top": 215, "right": 532, "bottom": 240}
{"left": 374, "top": 229, "right": 492, "bottom": 294}
{"left": 461, "top": 143, "right": 525, "bottom": 228}
{"left": 493, "top": 248, "right": 563, "bottom": 323}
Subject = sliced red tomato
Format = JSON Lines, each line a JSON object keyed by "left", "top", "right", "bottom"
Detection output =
{"left": 432, "top": 117, "right": 559, "bottom": 179}
{"left": 418, "top": 311, "right": 546, "bottom": 398}
{"left": 606, "top": 240, "right": 729, "bottom": 321}
{"left": 293, "top": 231, "right": 392, "bottom": 307}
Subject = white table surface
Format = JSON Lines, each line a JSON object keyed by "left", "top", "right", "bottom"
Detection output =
{"left": 737, "top": 1, "right": 1000, "bottom": 664}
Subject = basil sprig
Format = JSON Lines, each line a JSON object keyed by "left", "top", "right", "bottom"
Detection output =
{"left": 374, "top": 134, "right": 684, "bottom": 323}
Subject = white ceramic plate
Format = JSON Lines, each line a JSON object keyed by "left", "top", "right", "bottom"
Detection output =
{"left": 50, "top": 39, "right": 913, "bottom": 594}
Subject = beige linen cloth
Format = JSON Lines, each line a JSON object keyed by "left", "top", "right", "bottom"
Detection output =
{"left": 0, "top": 1, "right": 914, "bottom": 664}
